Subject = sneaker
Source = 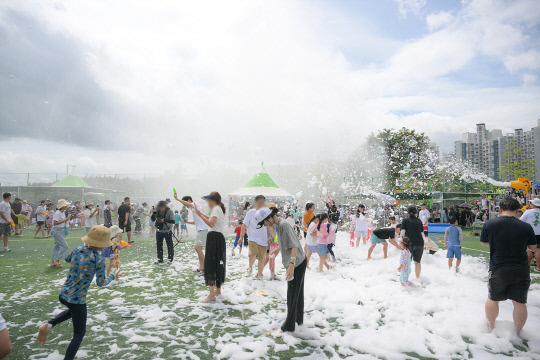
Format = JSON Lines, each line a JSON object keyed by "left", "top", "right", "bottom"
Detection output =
{"left": 3, "top": 247, "right": 10, "bottom": 252}
{"left": 247, "top": 267, "right": 253, "bottom": 276}
{"left": 154, "top": 260, "right": 164, "bottom": 264}
{"left": 269, "top": 273, "right": 280, "bottom": 281}
{"left": 167, "top": 260, "right": 173, "bottom": 265}
{"left": 256, "top": 275, "right": 264, "bottom": 281}
{"left": 455, "top": 267, "right": 460, "bottom": 274}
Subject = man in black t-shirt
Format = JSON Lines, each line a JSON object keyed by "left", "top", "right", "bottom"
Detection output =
{"left": 481, "top": 196, "right": 536, "bottom": 336}
{"left": 117, "top": 197, "right": 133, "bottom": 243}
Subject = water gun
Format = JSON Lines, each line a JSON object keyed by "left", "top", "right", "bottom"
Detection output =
{"left": 173, "top": 187, "right": 177, "bottom": 195}
{"left": 10, "top": 219, "right": 15, "bottom": 227}
{"left": 121, "top": 241, "right": 131, "bottom": 248}
{"left": 272, "top": 235, "right": 278, "bottom": 244}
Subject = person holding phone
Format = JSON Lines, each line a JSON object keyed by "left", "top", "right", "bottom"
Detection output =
{"left": 256, "top": 206, "right": 306, "bottom": 333}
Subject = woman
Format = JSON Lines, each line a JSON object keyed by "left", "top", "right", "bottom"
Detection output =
{"left": 194, "top": 191, "right": 227, "bottom": 303}
{"left": 355, "top": 204, "right": 369, "bottom": 247}
{"left": 305, "top": 215, "right": 320, "bottom": 268}
{"left": 51, "top": 199, "right": 73, "bottom": 268}
{"left": 400, "top": 206, "right": 425, "bottom": 279}
{"left": 256, "top": 206, "right": 306, "bottom": 333}
{"left": 83, "top": 202, "right": 99, "bottom": 233}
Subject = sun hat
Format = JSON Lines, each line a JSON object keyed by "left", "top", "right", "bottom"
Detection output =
{"left": 109, "top": 225, "right": 123, "bottom": 238}
{"left": 57, "top": 199, "right": 72, "bottom": 208}
{"left": 267, "top": 202, "right": 277, "bottom": 208}
{"left": 530, "top": 198, "right": 540, "bottom": 207}
{"left": 255, "top": 207, "right": 272, "bottom": 229}
{"left": 82, "top": 225, "right": 112, "bottom": 248}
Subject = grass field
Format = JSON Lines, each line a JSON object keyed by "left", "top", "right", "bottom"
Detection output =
{"left": 1, "top": 226, "right": 539, "bottom": 360}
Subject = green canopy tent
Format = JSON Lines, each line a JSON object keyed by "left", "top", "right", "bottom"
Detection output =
{"left": 52, "top": 175, "right": 91, "bottom": 188}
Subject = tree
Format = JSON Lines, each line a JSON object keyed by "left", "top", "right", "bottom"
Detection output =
{"left": 367, "top": 128, "right": 434, "bottom": 191}
{"left": 499, "top": 139, "right": 536, "bottom": 181}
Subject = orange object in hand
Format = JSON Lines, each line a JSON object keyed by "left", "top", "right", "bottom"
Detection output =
{"left": 121, "top": 241, "right": 131, "bottom": 248}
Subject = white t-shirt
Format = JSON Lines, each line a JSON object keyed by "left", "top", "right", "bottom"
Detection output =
{"left": 209, "top": 205, "right": 226, "bottom": 235}
{"left": 52, "top": 210, "right": 66, "bottom": 228}
{"left": 36, "top": 205, "right": 46, "bottom": 222}
{"left": 306, "top": 222, "right": 318, "bottom": 246}
{"left": 0, "top": 201, "right": 11, "bottom": 224}
{"left": 481, "top": 198, "right": 488, "bottom": 210}
{"left": 419, "top": 209, "right": 430, "bottom": 225}
{"left": 84, "top": 209, "right": 98, "bottom": 227}
{"left": 191, "top": 202, "right": 209, "bottom": 231}
{"left": 244, "top": 208, "right": 268, "bottom": 246}
{"left": 355, "top": 213, "right": 368, "bottom": 231}
{"left": 521, "top": 208, "right": 540, "bottom": 235}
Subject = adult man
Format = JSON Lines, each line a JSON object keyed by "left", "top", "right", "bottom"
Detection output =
{"left": 117, "top": 197, "right": 132, "bottom": 243}
{"left": 103, "top": 200, "right": 117, "bottom": 228}
{"left": 34, "top": 200, "right": 48, "bottom": 238}
{"left": 419, "top": 203, "right": 430, "bottom": 233}
{"left": 520, "top": 197, "right": 540, "bottom": 271}
{"left": 151, "top": 200, "right": 176, "bottom": 264}
{"left": 481, "top": 194, "right": 489, "bottom": 219}
{"left": 481, "top": 196, "right": 536, "bottom": 336}
{"left": 239, "top": 195, "right": 268, "bottom": 280}
{"left": 11, "top": 198, "right": 22, "bottom": 236}
{"left": 0, "top": 193, "right": 12, "bottom": 252}
{"left": 174, "top": 194, "right": 209, "bottom": 273}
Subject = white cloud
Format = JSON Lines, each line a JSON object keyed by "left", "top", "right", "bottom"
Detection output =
{"left": 504, "top": 50, "right": 540, "bottom": 73}
{"left": 394, "top": 0, "right": 426, "bottom": 16}
{"left": 426, "top": 11, "right": 454, "bottom": 31}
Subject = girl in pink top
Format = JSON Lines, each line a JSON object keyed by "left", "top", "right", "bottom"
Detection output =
{"left": 327, "top": 222, "right": 337, "bottom": 262}
{"left": 316, "top": 214, "right": 332, "bottom": 272}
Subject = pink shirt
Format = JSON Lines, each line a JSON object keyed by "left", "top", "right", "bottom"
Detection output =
{"left": 317, "top": 223, "right": 328, "bottom": 245}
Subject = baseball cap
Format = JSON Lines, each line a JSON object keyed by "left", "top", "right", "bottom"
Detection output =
{"left": 255, "top": 207, "right": 272, "bottom": 229}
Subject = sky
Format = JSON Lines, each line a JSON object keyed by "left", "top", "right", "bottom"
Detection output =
{"left": 0, "top": 0, "right": 539, "bottom": 179}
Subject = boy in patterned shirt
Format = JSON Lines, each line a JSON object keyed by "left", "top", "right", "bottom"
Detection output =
{"left": 37, "top": 225, "right": 122, "bottom": 360}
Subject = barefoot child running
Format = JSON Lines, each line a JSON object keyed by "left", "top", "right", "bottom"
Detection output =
{"left": 37, "top": 225, "right": 122, "bottom": 360}
{"left": 398, "top": 237, "right": 414, "bottom": 287}
{"left": 232, "top": 220, "right": 243, "bottom": 256}
{"left": 444, "top": 217, "right": 463, "bottom": 272}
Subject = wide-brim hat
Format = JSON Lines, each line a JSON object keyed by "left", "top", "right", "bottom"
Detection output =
{"left": 82, "top": 225, "right": 112, "bottom": 248}
{"left": 57, "top": 199, "right": 71, "bottom": 208}
{"left": 530, "top": 198, "right": 540, "bottom": 207}
{"left": 109, "top": 225, "right": 123, "bottom": 238}
{"left": 255, "top": 207, "right": 272, "bottom": 229}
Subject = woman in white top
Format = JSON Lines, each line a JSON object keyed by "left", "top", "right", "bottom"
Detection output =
{"left": 195, "top": 191, "right": 227, "bottom": 303}
{"left": 51, "top": 199, "right": 73, "bottom": 268}
{"left": 83, "top": 202, "right": 99, "bottom": 233}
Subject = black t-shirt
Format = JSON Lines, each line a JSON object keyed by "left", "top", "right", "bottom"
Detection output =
{"left": 480, "top": 216, "right": 536, "bottom": 271}
{"left": 11, "top": 202, "right": 22, "bottom": 214}
{"left": 118, "top": 204, "right": 131, "bottom": 224}
{"left": 401, "top": 216, "right": 424, "bottom": 246}
{"left": 372, "top": 227, "right": 395, "bottom": 240}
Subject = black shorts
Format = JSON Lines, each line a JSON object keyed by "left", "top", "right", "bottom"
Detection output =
{"left": 488, "top": 267, "right": 530, "bottom": 304}
{"left": 411, "top": 245, "right": 424, "bottom": 263}
{"left": 119, "top": 222, "right": 131, "bottom": 233}
{"left": 11, "top": 215, "right": 18, "bottom": 225}
{"left": 536, "top": 235, "right": 540, "bottom": 246}
{"left": 37, "top": 221, "right": 45, "bottom": 226}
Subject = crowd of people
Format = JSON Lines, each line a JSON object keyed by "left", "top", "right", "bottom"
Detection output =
{"left": 0, "top": 188, "right": 538, "bottom": 360}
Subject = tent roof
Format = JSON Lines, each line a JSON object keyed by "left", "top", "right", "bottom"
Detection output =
{"left": 52, "top": 175, "right": 91, "bottom": 188}
{"left": 244, "top": 173, "right": 279, "bottom": 188}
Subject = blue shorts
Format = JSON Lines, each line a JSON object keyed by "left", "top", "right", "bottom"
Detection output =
{"left": 306, "top": 244, "right": 319, "bottom": 253}
{"left": 446, "top": 245, "right": 462, "bottom": 259}
{"left": 234, "top": 236, "right": 243, "bottom": 248}
{"left": 317, "top": 244, "right": 329, "bottom": 256}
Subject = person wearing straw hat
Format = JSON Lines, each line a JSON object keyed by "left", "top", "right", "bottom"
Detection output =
{"left": 37, "top": 225, "right": 122, "bottom": 360}
{"left": 521, "top": 197, "right": 540, "bottom": 271}
{"left": 50, "top": 199, "right": 74, "bottom": 268}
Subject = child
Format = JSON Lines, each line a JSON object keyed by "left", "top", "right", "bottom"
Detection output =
{"left": 316, "top": 214, "right": 332, "bottom": 271}
{"left": 397, "top": 237, "right": 414, "bottom": 287}
{"left": 444, "top": 217, "right": 463, "bottom": 272}
{"left": 37, "top": 225, "right": 122, "bottom": 360}
{"left": 232, "top": 220, "right": 243, "bottom": 256}
{"left": 106, "top": 225, "right": 126, "bottom": 277}
{"left": 305, "top": 215, "right": 320, "bottom": 268}
{"left": 174, "top": 210, "right": 180, "bottom": 237}
{"left": 327, "top": 221, "right": 337, "bottom": 262}
{"left": 388, "top": 216, "right": 397, "bottom": 228}
{"left": 180, "top": 209, "right": 188, "bottom": 238}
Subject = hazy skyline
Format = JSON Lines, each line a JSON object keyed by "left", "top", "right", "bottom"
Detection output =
{"left": 1, "top": 0, "right": 539, "bottom": 177}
